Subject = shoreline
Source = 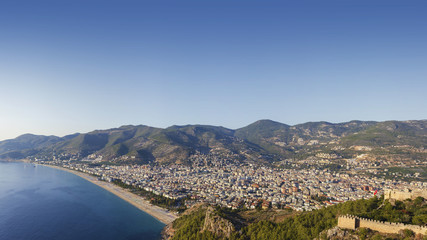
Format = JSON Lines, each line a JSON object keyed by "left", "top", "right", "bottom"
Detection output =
{"left": 42, "top": 164, "right": 178, "bottom": 225}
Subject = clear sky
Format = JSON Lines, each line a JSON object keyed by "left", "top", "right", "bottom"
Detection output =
{"left": 0, "top": 0, "right": 426, "bottom": 140}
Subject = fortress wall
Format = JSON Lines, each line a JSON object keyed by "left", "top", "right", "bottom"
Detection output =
{"left": 415, "top": 190, "right": 427, "bottom": 199}
{"left": 384, "top": 189, "right": 427, "bottom": 201}
{"left": 385, "top": 191, "right": 412, "bottom": 200}
{"left": 338, "top": 216, "right": 427, "bottom": 235}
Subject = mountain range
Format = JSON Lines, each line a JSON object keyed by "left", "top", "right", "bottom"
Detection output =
{"left": 1, "top": 119, "right": 426, "bottom": 164}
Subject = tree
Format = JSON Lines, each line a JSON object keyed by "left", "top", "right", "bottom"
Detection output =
{"left": 358, "top": 227, "right": 369, "bottom": 240}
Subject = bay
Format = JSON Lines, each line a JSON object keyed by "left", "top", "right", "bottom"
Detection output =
{"left": 0, "top": 162, "right": 165, "bottom": 240}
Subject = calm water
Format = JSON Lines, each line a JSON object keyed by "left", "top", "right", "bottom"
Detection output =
{"left": 0, "top": 162, "right": 165, "bottom": 240}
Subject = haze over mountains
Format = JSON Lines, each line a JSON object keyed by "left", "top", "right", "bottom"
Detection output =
{"left": 1, "top": 120, "right": 426, "bottom": 165}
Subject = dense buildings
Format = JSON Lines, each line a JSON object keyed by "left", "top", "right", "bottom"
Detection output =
{"left": 40, "top": 153, "right": 426, "bottom": 212}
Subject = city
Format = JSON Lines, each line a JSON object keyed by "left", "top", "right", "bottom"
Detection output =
{"left": 37, "top": 151, "right": 427, "bottom": 212}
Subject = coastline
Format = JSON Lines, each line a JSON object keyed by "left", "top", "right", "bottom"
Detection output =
{"left": 43, "top": 164, "right": 178, "bottom": 225}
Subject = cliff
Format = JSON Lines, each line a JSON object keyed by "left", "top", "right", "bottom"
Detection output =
{"left": 165, "top": 204, "right": 237, "bottom": 239}
{"left": 201, "top": 206, "right": 235, "bottom": 238}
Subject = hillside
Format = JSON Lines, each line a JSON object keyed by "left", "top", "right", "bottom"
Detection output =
{"left": 235, "top": 120, "right": 378, "bottom": 158}
{"left": 166, "top": 196, "right": 427, "bottom": 240}
{"left": 0, "top": 133, "right": 76, "bottom": 159}
{"left": 340, "top": 121, "right": 427, "bottom": 147}
{"left": 0, "top": 119, "right": 426, "bottom": 165}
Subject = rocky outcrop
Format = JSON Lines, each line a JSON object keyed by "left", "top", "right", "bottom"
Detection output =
{"left": 317, "top": 226, "right": 359, "bottom": 240}
{"left": 201, "top": 206, "right": 235, "bottom": 238}
{"left": 161, "top": 223, "right": 174, "bottom": 240}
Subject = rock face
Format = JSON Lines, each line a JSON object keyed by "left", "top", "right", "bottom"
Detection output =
{"left": 201, "top": 206, "right": 235, "bottom": 238}
{"left": 318, "top": 226, "right": 359, "bottom": 240}
{"left": 161, "top": 223, "right": 174, "bottom": 240}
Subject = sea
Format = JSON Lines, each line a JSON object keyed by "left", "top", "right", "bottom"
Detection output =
{"left": 0, "top": 162, "right": 165, "bottom": 240}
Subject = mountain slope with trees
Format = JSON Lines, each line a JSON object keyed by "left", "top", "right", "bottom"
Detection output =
{"left": 0, "top": 120, "right": 426, "bottom": 165}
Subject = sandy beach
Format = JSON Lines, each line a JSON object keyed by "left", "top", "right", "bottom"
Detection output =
{"left": 45, "top": 165, "right": 178, "bottom": 225}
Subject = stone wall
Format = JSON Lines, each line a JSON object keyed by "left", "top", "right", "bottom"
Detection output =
{"left": 338, "top": 215, "right": 357, "bottom": 230}
{"left": 384, "top": 188, "right": 427, "bottom": 201}
{"left": 338, "top": 215, "right": 427, "bottom": 235}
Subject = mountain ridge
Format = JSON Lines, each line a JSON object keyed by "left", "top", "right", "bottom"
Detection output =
{"left": 1, "top": 119, "right": 426, "bottom": 165}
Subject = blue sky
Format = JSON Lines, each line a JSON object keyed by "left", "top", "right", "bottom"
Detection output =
{"left": 0, "top": 0, "right": 426, "bottom": 140}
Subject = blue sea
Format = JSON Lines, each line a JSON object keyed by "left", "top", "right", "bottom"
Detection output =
{"left": 0, "top": 162, "right": 165, "bottom": 240}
